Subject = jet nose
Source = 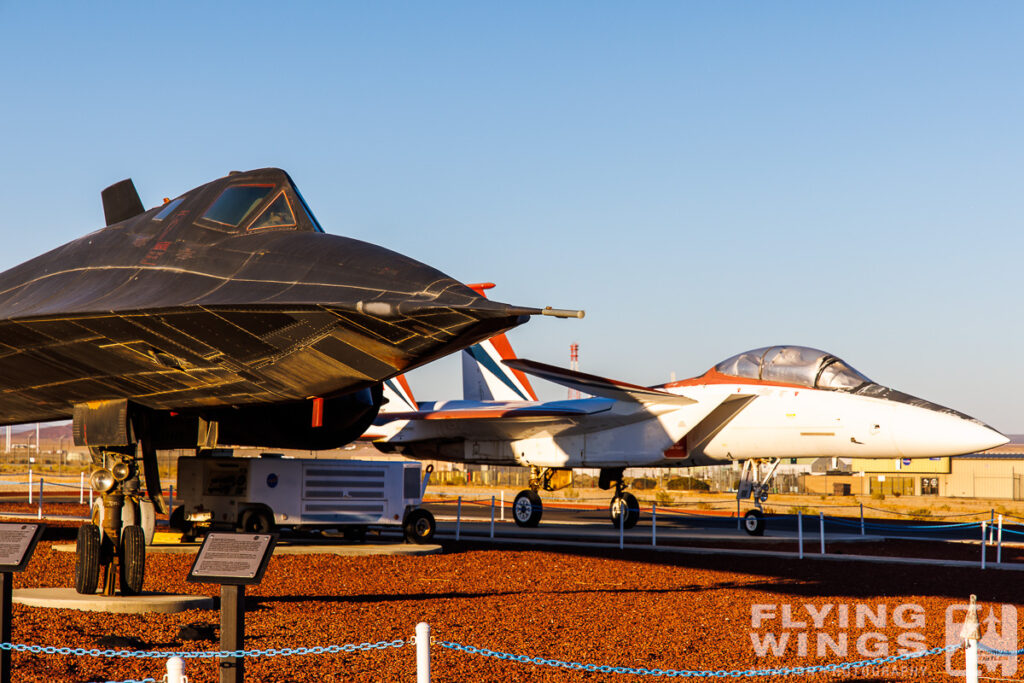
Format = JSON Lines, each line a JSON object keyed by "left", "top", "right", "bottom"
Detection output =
{"left": 892, "top": 407, "right": 1009, "bottom": 458}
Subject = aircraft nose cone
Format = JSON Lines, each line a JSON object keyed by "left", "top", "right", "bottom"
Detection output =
{"left": 892, "top": 408, "right": 1009, "bottom": 458}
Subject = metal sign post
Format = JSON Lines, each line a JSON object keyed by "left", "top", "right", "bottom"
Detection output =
{"left": 187, "top": 532, "right": 277, "bottom": 683}
{"left": 0, "top": 523, "right": 45, "bottom": 683}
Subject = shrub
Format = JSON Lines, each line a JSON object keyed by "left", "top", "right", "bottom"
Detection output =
{"left": 666, "top": 476, "right": 710, "bottom": 491}
{"left": 630, "top": 477, "right": 657, "bottom": 490}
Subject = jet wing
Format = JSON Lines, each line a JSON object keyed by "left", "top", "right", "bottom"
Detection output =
{"left": 503, "top": 359, "right": 697, "bottom": 406}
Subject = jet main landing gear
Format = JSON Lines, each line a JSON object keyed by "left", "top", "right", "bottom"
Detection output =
{"left": 511, "top": 466, "right": 572, "bottom": 528}
{"left": 601, "top": 468, "right": 639, "bottom": 530}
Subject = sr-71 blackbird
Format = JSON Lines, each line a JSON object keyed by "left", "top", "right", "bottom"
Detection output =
{"left": 0, "top": 171, "right": 581, "bottom": 595}
{"left": 374, "top": 286, "right": 1007, "bottom": 535}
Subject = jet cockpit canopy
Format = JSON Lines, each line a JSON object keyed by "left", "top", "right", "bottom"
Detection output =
{"left": 714, "top": 346, "right": 872, "bottom": 392}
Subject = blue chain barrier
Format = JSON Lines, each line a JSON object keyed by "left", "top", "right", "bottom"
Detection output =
{"left": 0, "top": 639, "right": 405, "bottom": 659}
{"left": 0, "top": 636, "right": 976, "bottom": 677}
{"left": 978, "top": 642, "right": 1024, "bottom": 657}
{"left": 434, "top": 641, "right": 960, "bottom": 677}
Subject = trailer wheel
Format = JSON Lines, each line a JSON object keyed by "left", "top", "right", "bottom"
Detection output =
{"left": 119, "top": 525, "right": 146, "bottom": 595}
{"left": 241, "top": 508, "right": 275, "bottom": 534}
{"left": 403, "top": 509, "right": 436, "bottom": 544}
{"left": 74, "top": 524, "right": 101, "bottom": 595}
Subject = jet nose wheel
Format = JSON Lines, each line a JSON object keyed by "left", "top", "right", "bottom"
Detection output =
{"left": 743, "top": 509, "right": 765, "bottom": 536}
{"left": 513, "top": 490, "right": 543, "bottom": 527}
{"left": 609, "top": 492, "right": 640, "bottom": 530}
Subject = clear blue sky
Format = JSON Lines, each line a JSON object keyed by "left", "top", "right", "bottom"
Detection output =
{"left": 1, "top": 3, "right": 1021, "bottom": 432}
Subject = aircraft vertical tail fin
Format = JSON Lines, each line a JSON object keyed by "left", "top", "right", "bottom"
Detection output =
{"left": 101, "top": 178, "right": 145, "bottom": 226}
{"left": 462, "top": 283, "right": 538, "bottom": 402}
{"left": 381, "top": 375, "right": 418, "bottom": 413}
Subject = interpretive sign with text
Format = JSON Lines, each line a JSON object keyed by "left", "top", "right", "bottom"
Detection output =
{"left": 186, "top": 533, "right": 276, "bottom": 585}
{"left": 0, "top": 523, "right": 44, "bottom": 572}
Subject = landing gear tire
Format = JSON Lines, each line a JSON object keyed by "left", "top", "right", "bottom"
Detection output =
{"left": 240, "top": 509, "right": 275, "bottom": 534}
{"left": 74, "top": 524, "right": 101, "bottom": 595}
{"left": 403, "top": 509, "right": 436, "bottom": 544}
{"left": 609, "top": 492, "right": 640, "bottom": 530}
{"left": 119, "top": 525, "right": 146, "bottom": 595}
{"left": 743, "top": 509, "right": 765, "bottom": 536}
{"left": 513, "top": 490, "right": 543, "bottom": 528}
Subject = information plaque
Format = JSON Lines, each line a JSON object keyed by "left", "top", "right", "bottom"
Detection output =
{"left": 186, "top": 533, "right": 276, "bottom": 585}
{"left": 0, "top": 523, "right": 44, "bottom": 572}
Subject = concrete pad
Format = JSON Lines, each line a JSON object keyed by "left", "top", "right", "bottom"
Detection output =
{"left": 13, "top": 588, "right": 214, "bottom": 614}
{"left": 51, "top": 541, "right": 442, "bottom": 557}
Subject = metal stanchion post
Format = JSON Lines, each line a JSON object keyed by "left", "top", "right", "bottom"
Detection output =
{"left": 37, "top": 479, "right": 42, "bottom": 519}
{"left": 798, "top": 510, "right": 803, "bottom": 560}
{"left": 165, "top": 656, "right": 186, "bottom": 683}
{"left": 79, "top": 472, "right": 84, "bottom": 504}
{"left": 500, "top": 491, "right": 504, "bottom": 522}
{"left": 819, "top": 511, "right": 825, "bottom": 555}
{"left": 997, "top": 515, "right": 1003, "bottom": 564}
{"left": 489, "top": 496, "right": 494, "bottom": 539}
{"left": 619, "top": 504, "right": 624, "bottom": 550}
{"left": 416, "top": 622, "right": 431, "bottom": 683}
{"left": 981, "top": 522, "right": 987, "bottom": 570}
{"left": 456, "top": 497, "right": 462, "bottom": 541}
{"left": 1, "top": 572, "right": 11, "bottom": 683}
{"left": 860, "top": 503, "right": 865, "bottom": 536}
{"left": 962, "top": 594, "right": 979, "bottom": 683}
{"left": 651, "top": 504, "right": 657, "bottom": 547}
{"left": 27, "top": 469, "right": 32, "bottom": 504}
{"left": 221, "top": 584, "right": 244, "bottom": 683}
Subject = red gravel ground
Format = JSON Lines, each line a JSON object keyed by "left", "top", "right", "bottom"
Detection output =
{"left": 5, "top": 532, "right": 1022, "bottom": 682}
{"left": 4, "top": 503, "right": 1023, "bottom": 681}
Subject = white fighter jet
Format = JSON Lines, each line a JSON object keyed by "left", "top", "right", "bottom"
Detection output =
{"left": 373, "top": 289, "right": 1008, "bottom": 535}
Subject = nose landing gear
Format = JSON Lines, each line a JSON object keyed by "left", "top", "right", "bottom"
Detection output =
{"left": 75, "top": 445, "right": 161, "bottom": 596}
{"left": 737, "top": 458, "right": 781, "bottom": 537}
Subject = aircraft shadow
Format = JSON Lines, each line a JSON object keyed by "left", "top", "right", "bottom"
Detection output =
{"left": 249, "top": 576, "right": 787, "bottom": 608}
{"left": 439, "top": 541, "right": 1019, "bottom": 605}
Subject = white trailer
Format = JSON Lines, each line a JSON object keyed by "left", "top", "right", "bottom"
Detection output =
{"left": 172, "top": 454, "right": 435, "bottom": 543}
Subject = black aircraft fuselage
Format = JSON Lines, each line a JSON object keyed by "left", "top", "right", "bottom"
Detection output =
{"left": 0, "top": 168, "right": 552, "bottom": 451}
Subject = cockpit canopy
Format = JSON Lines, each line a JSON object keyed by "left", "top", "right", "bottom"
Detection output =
{"left": 150, "top": 168, "right": 324, "bottom": 235}
{"left": 714, "top": 346, "right": 872, "bottom": 392}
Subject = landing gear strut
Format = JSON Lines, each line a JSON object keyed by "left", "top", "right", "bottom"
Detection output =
{"left": 737, "top": 458, "right": 781, "bottom": 537}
